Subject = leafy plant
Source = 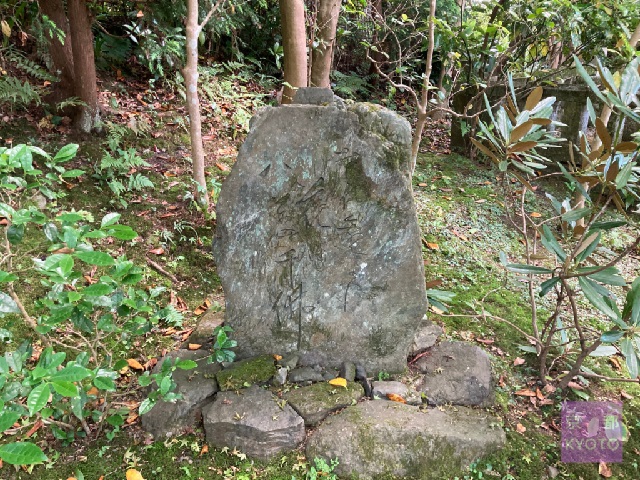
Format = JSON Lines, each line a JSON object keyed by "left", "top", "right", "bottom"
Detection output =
{"left": 137, "top": 356, "right": 197, "bottom": 415}
{"left": 210, "top": 325, "right": 237, "bottom": 363}
{"left": 473, "top": 65, "right": 640, "bottom": 389}
{"left": 0, "top": 144, "right": 184, "bottom": 465}
{"left": 306, "top": 457, "right": 339, "bottom": 480}
{"left": 97, "top": 148, "right": 154, "bottom": 199}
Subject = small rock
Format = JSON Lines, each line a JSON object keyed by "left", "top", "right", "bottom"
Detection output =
{"left": 306, "top": 401, "right": 506, "bottom": 479}
{"left": 272, "top": 367, "right": 288, "bottom": 386}
{"left": 372, "top": 381, "right": 408, "bottom": 399}
{"left": 409, "top": 319, "right": 444, "bottom": 356}
{"left": 284, "top": 382, "right": 364, "bottom": 427}
{"left": 355, "top": 364, "right": 372, "bottom": 397}
{"left": 292, "top": 87, "right": 335, "bottom": 105}
{"left": 339, "top": 362, "right": 356, "bottom": 382}
{"left": 289, "top": 367, "right": 325, "bottom": 384}
{"left": 322, "top": 370, "right": 338, "bottom": 381}
{"left": 186, "top": 309, "right": 225, "bottom": 347}
{"left": 277, "top": 353, "right": 299, "bottom": 370}
{"left": 141, "top": 349, "right": 219, "bottom": 439}
{"left": 216, "top": 355, "right": 276, "bottom": 391}
{"left": 415, "top": 341, "right": 494, "bottom": 407}
{"left": 203, "top": 385, "right": 304, "bottom": 460}
{"left": 547, "top": 466, "right": 559, "bottom": 478}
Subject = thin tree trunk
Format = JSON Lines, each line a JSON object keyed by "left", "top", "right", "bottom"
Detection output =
{"left": 38, "top": 0, "right": 75, "bottom": 96}
{"left": 185, "top": 0, "right": 208, "bottom": 207}
{"left": 367, "top": 0, "right": 385, "bottom": 84}
{"left": 279, "top": 0, "right": 308, "bottom": 103}
{"left": 410, "top": 0, "right": 436, "bottom": 173}
{"left": 67, "top": 0, "right": 100, "bottom": 132}
{"left": 309, "top": 0, "right": 341, "bottom": 88}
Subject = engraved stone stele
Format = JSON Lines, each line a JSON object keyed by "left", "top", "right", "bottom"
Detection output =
{"left": 213, "top": 94, "right": 428, "bottom": 373}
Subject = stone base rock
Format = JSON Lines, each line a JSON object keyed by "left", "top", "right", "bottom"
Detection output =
{"left": 372, "top": 380, "right": 408, "bottom": 399}
{"left": 186, "top": 310, "right": 225, "bottom": 346}
{"left": 415, "top": 341, "right": 493, "bottom": 407}
{"left": 141, "top": 349, "right": 219, "bottom": 439}
{"left": 216, "top": 354, "right": 277, "bottom": 391}
{"left": 409, "top": 320, "right": 444, "bottom": 356}
{"left": 203, "top": 385, "right": 305, "bottom": 460}
{"left": 284, "top": 381, "right": 364, "bottom": 427}
{"left": 306, "top": 401, "right": 505, "bottom": 479}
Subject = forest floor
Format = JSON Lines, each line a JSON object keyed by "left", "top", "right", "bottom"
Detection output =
{"left": 0, "top": 73, "right": 639, "bottom": 480}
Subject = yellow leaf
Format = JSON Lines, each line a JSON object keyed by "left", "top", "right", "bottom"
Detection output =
{"left": 273, "top": 354, "right": 283, "bottom": 361}
{"left": 387, "top": 393, "right": 406, "bottom": 403}
{"left": 426, "top": 242, "right": 439, "bottom": 250}
{"left": 328, "top": 377, "right": 347, "bottom": 388}
{"left": 188, "top": 343, "right": 202, "bottom": 350}
{"left": 530, "top": 212, "right": 542, "bottom": 218}
{"left": 127, "top": 358, "right": 145, "bottom": 370}
{"left": 126, "top": 469, "right": 145, "bottom": 480}
{"left": 1, "top": 20, "right": 11, "bottom": 38}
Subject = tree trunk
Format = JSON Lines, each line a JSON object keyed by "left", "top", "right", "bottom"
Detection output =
{"left": 185, "top": 0, "right": 208, "bottom": 207}
{"left": 67, "top": 0, "right": 100, "bottom": 132}
{"left": 309, "top": 0, "right": 341, "bottom": 88}
{"left": 38, "top": 0, "right": 75, "bottom": 98}
{"left": 410, "top": 0, "right": 436, "bottom": 173}
{"left": 279, "top": 0, "right": 308, "bottom": 103}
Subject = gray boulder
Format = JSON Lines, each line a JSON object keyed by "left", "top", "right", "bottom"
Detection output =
{"left": 141, "top": 349, "right": 219, "bottom": 439}
{"left": 415, "top": 341, "right": 494, "bottom": 407}
{"left": 409, "top": 320, "right": 444, "bottom": 356}
{"left": 203, "top": 385, "right": 305, "bottom": 460}
{"left": 372, "top": 380, "right": 408, "bottom": 399}
{"left": 213, "top": 102, "right": 427, "bottom": 373}
{"left": 284, "top": 381, "right": 364, "bottom": 427}
{"left": 306, "top": 400, "right": 505, "bottom": 479}
{"left": 289, "top": 366, "right": 325, "bottom": 384}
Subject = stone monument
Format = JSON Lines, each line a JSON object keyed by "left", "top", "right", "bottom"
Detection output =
{"left": 213, "top": 91, "right": 428, "bottom": 373}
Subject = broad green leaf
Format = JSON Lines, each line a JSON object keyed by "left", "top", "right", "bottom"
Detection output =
{"left": 0, "top": 411, "right": 21, "bottom": 432}
{"left": 159, "top": 375, "right": 172, "bottom": 395}
{"left": 27, "top": 383, "right": 50, "bottom": 415}
{"left": 620, "top": 338, "right": 638, "bottom": 379}
{"left": 561, "top": 207, "right": 591, "bottom": 223}
{"left": 139, "top": 398, "right": 155, "bottom": 415}
{"left": 589, "top": 220, "right": 626, "bottom": 231}
{"left": 51, "top": 381, "right": 78, "bottom": 397}
{"left": 506, "top": 263, "right": 553, "bottom": 275}
{"left": 0, "top": 442, "right": 47, "bottom": 465}
{"left": 518, "top": 345, "right": 538, "bottom": 353}
{"left": 43, "top": 223, "right": 58, "bottom": 242}
{"left": 615, "top": 159, "right": 635, "bottom": 189}
{"left": 573, "top": 56, "right": 608, "bottom": 105}
{"left": 0, "top": 292, "right": 20, "bottom": 314}
{"left": 93, "top": 377, "right": 116, "bottom": 391}
{"left": 107, "top": 225, "right": 138, "bottom": 240}
{"left": 60, "top": 169, "right": 85, "bottom": 178}
{"left": 51, "top": 365, "right": 91, "bottom": 382}
{"left": 100, "top": 213, "right": 121, "bottom": 228}
{"left": 107, "top": 414, "right": 124, "bottom": 427}
{"left": 578, "top": 277, "right": 619, "bottom": 321}
{"left": 577, "top": 266, "right": 626, "bottom": 287}
{"left": 575, "top": 232, "right": 601, "bottom": 263}
{"left": 539, "top": 277, "right": 560, "bottom": 297}
{"left": 541, "top": 225, "right": 566, "bottom": 261}
{"left": 590, "top": 345, "right": 618, "bottom": 357}
{"left": 175, "top": 359, "right": 197, "bottom": 370}
{"left": 622, "top": 278, "right": 640, "bottom": 326}
{"left": 53, "top": 144, "right": 79, "bottom": 163}
{"left": 82, "top": 283, "right": 114, "bottom": 296}
{"left": 0, "top": 271, "right": 17, "bottom": 283}
{"left": 601, "top": 330, "right": 625, "bottom": 343}
{"left": 7, "top": 224, "right": 24, "bottom": 244}
{"left": 74, "top": 251, "right": 115, "bottom": 267}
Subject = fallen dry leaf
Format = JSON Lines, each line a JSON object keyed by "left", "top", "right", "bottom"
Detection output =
{"left": 215, "top": 162, "right": 230, "bottom": 172}
{"left": 127, "top": 358, "right": 145, "bottom": 370}
{"left": 621, "top": 390, "right": 633, "bottom": 400}
{"left": 516, "top": 423, "right": 526, "bottom": 434}
{"left": 513, "top": 357, "right": 525, "bottom": 366}
{"left": 476, "top": 338, "right": 494, "bottom": 345}
{"left": 188, "top": 343, "right": 202, "bottom": 350}
{"left": 194, "top": 298, "right": 212, "bottom": 315}
{"left": 425, "top": 279, "right": 443, "bottom": 289}
{"left": 417, "top": 183, "right": 428, "bottom": 187}
{"left": 567, "top": 381, "right": 584, "bottom": 390}
{"left": 126, "top": 412, "right": 139, "bottom": 424}
{"left": 87, "top": 386, "right": 99, "bottom": 396}
{"left": 599, "top": 461, "right": 612, "bottom": 478}
{"left": 126, "top": 469, "right": 145, "bottom": 480}
{"left": 328, "top": 377, "right": 347, "bottom": 388}
{"left": 426, "top": 242, "right": 439, "bottom": 250}
{"left": 530, "top": 212, "right": 542, "bottom": 218}
{"left": 515, "top": 389, "right": 537, "bottom": 397}
{"left": 200, "top": 444, "right": 209, "bottom": 456}
{"left": 148, "top": 247, "right": 164, "bottom": 255}
{"left": 273, "top": 354, "right": 283, "bottom": 361}
{"left": 387, "top": 393, "right": 406, "bottom": 404}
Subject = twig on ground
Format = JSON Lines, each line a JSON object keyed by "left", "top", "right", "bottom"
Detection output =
{"left": 146, "top": 257, "right": 179, "bottom": 283}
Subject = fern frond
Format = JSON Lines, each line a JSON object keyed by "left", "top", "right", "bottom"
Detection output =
{"left": 128, "top": 173, "right": 154, "bottom": 191}
{"left": 0, "top": 76, "right": 43, "bottom": 109}
{"left": 6, "top": 49, "right": 58, "bottom": 82}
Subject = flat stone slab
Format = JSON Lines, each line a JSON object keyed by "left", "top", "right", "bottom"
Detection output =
{"left": 213, "top": 102, "right": 427, "bottom": 373}
{"left": 415, "top": 341, "right": 494, "bottom": 407}
{"left": 409, "top": 320, "right": 444, "bottom": 356}
{"left": 306, "top": 401, "right": 505, "bottom": 479}
{"left": 141, "top": 349, "right": 219, "bottom": 439}
{"left": 284, "top": 381, "right": 364, "bottom": 427}
{"left": 203, "top": 385, "right": 305, "bottom": 460}
{"left": 216, "top": 354, "right": 277, "bottom": 391}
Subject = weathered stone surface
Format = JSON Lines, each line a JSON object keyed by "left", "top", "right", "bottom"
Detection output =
{"left": 293, "top": 87, "right": 335, "bottom": 105}
{"left": 216, "top": 355, "right": 276, "bottom": 391}
{"left": 213, "top": 102, "right": 427, "bottom": 373}
{"left": 372, "top": 380, "right": 408, "bottom": 399}
{"left": 203, "top": 385, "right": 305, "bottom": 460}
{"left": 277, "top": 353, "right": 299, "bottom": 370}
{"left": 339, "top": 361, "right": 356, "bottom": 382}
{"left": 415, "top": 341, "right": 493, "bottom": 407}
{"left": 141, "top": 349, "right": 219, "bottom": 439}
{"left": 409, "top": 319, "right": 444, "bottom": 356}
{"left": 187, "top": 309, "right": 225, "bottom": 346}
{"left": 306, "top": 401, "right": 506, "bottom": 479}
{"left": 284, "top": 381, "right": 364, "bottom": 427}
{"left": 272, "top": 367, "right": 288, "bottom": 386}
{"left": 289, "top": 366, "right": 324, "bottom": 384}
